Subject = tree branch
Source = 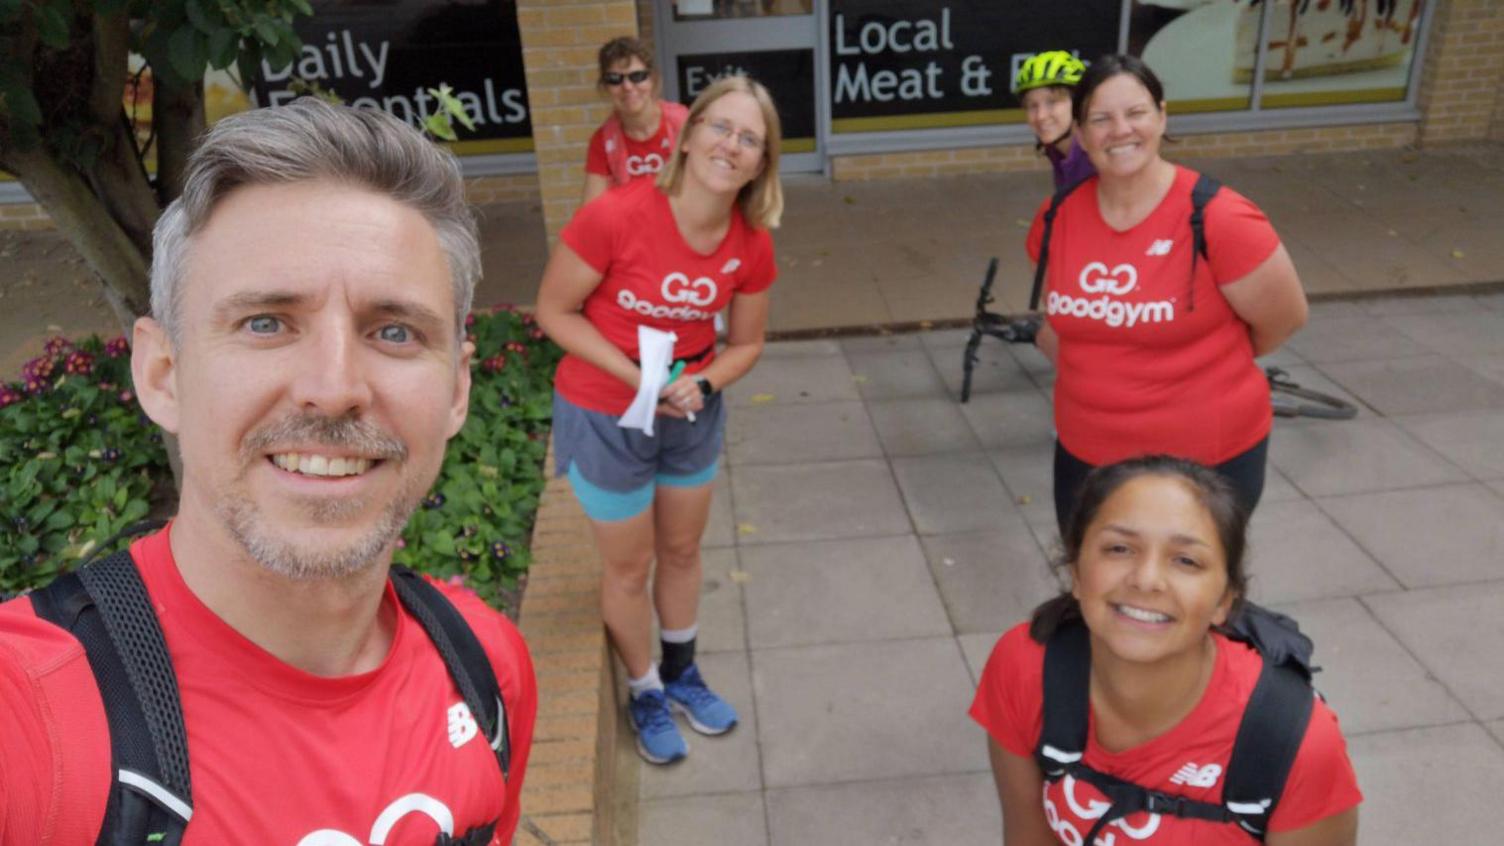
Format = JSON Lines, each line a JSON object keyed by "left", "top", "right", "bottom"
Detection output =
{"left": 152, "top": 75, "right": 204, "bottom": 206}
{"left": 82, "top": 7, "right": 158, "bottom": 258}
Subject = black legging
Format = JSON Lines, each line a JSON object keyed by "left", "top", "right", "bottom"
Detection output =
{"left": 1052, "top": 437, "right": 1269, "bottom": 538}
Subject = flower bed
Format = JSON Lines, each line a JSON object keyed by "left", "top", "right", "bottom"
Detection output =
{"left": 0, "top": 307, "right": 560, "bottom": 608}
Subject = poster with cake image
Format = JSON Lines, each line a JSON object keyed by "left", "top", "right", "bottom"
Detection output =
{"left": 1131, "top": 0, "right": 1427, "bottom": 112}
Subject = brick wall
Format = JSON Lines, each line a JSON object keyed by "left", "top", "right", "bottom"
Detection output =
{"left": 0, "top": 201, "right": 55, "bottom": 230}
{"left": 636, "top": 0, "right": 655, "bottom": 50}
{"left": 1418, "top": 0, "right": 1504, "bottom": 145}
{"left": 516, "top": 0, "right": 638, "bottom": 245}
{"left": 830, "top": 121, "right": 1421, "bottom": 181}
{"left": 514, "top": 450, "right": 617, "bottom": 846}
{"left": 463, "top": 173, "right": 541, "bottom": 206}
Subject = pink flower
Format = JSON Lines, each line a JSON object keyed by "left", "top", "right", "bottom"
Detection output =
{"left": 119, "top": 390, "right": 134, "bottom": 403}
{"left": 0, "top": 384, "right": 22, "bottom": 408}
{"left": 64, "top": 351, "right": 94, "bottom": 376}
{"left": 42, "top": 336, "right": 72, "bottom": 357}
{"left": 465, "top": 313, "right": 476, "bottom": 327}
{"left": 481, "top": 355, "right": 506, "bottom": 373}
{"left": 104, "top": 337, "right": 129, "bottom": 358}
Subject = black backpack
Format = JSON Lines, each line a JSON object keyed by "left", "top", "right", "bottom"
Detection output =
{"left": 1034, "top": 603, "right": 1318, "bottom": 843}
{"left": 1029, "top": 172, "right": 1224, "bottom": 314}
{"left": 26, "top": 544, "right": 512, "bottom": 846}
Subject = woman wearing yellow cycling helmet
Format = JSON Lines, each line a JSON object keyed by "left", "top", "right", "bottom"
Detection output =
{"left": 1015, "top": 50, "right": 1093, "bottom": 190}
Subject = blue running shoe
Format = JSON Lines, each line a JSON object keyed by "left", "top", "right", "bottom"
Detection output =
{"left": 664, "top": 664, "right": 738, "bottom": 735}
{"left": 628, "top": 689, "right": 687, "bottom": 765}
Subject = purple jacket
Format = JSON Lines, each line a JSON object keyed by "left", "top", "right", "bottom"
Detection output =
{"left": 1045, "top": 137, "right": 1096, "bottom": 191}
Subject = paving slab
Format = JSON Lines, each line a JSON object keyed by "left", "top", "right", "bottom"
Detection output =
{"left": 919, "top": 520, "right": 1059, "bottom": 635}
{"left": 844, "top": 348, "right": 949, "bottom": 400}
{"left": 738, "top": 535, "right": 951, "bottom": 650}
{"left": 637, "top": 651, "right": 762, "bottom": 800}
{"left": 1269, "top": 418, "right": 1467, "bottom": 497}
{"left": 891, "top": 452, "right": 1013, "bottom": 536}
{"left": 866, "top": 397, "right": 983, "bottom": 456}
{"left": 694, "top": 547, "right": 746, "bottom": 655}
{"left": 988, "top": 446, "right": 1057, "bottom": 526}
{"left": 766, "top": 772, "right": 999, "bottom": 846}
{"left": 730, "top": 459, "right": 910, "bottom": 545}
{"left": 1319, "top": 355, "right": 1504, "bottom": 416}
{"left": 723, "top": 353, "right": 861, "bottom": 407}
{"left": 1318, "top": 484, "right": 1504, "bottom": 588}
{"left": 957, "top": 389, "right": 1055, "bottom": 451}
{"left": 703, "top": 470, "right": 735, "bottom": 549}
{"left": 1346, "top": 723, "right": 1504, "bottom": 846}
{"left": 725, "top": 400, "right": 881, "bottom": 466}
{"left": 1365, "top": 582, "right": 1504, "bottom": 721}
{"left": 1284, "top": 314, "right": 1433, "bottom": 364}
{"left": 1397, "top": 409, "right": 1504, "bottom": 480}
{"left": 1386, "top": 312, "right": 1504, "bottom": 359}
{"left": 1272, "top": 598, "right": 1469, "bottom": 736}
{"left": 753, "top": 638, "right": 986, "bottom": 788}
{"left": 1244, "top": 500, "right": 1401, "bottom": 603}
{"left": 929, "top": 339, "right": 1037, "bottom": 399}
{"left": 638, "top": 791, "right": 768, "bottom": 846}
{"left": 958, "top": 631, "right": 1006, "bottom": 686}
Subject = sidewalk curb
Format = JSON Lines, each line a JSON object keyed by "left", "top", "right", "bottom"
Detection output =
{"left": 515, "top": 443, "right": 617, "bottom": 845}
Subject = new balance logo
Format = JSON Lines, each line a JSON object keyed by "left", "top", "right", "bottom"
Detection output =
{"left": 1170, "top": 762, "right": 1222, "bottom": 788}
{"left": 447, "top": 701, "right": 479, "bottom": 749}
{"left": 1146, "top": 239, "right": 1174, "bottom": 257}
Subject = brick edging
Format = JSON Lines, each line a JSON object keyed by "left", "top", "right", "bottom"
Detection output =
{"left": 515, "top": 444, "right": 615, "bottom": 845}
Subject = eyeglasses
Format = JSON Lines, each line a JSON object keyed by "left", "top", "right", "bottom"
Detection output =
{"left": 603, "top": 69, "right": 652, "bottom": 86}
{"left": 698, "top": 118, "right": 764, "bottom": 152}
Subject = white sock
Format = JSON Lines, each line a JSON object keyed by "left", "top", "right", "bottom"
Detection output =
{"left": 628, "top": 663, "right": 663, "bottom": 698}
{"left": 660, "top": 624, "right": 699, "bottom": 644}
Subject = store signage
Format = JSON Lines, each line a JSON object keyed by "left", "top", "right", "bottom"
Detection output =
{"left": 828, "top": 0, "right": 1118, "bottom": 132}
{"left": 251, "top": 0, "right": 532, "bottom": 153}
{"left": 677, "top": 49, "right": 817, "bottom": 145}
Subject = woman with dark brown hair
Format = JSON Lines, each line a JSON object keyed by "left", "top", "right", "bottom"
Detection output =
{"left": 581, "top": 36, "right": 689, "bottom": 204}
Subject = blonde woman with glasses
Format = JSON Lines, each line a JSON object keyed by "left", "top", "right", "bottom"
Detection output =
{"left": 538, "top": 75, "right": 783, "bottom": 765}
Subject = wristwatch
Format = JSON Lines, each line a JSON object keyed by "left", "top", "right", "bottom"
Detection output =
{"left": 695, "top": 375, "right": 716, "bottom": 397}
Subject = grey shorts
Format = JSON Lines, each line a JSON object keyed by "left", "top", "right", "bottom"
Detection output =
{"left": 552, "top": 391, "right": 725, "bottom": 521}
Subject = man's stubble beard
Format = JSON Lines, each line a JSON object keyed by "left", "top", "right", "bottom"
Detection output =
{"left": 214, "top": 412, "right": 426, "bottom": 581}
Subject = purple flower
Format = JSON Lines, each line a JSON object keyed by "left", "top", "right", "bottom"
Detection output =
{"left": 42, "top": 336, "right": 72, "bottom": 357}
{"left": 63, "top": 351, "right": 94, "bottom": 376}
{"left": 0, "top": 384, "right": 23, "bottom": 408}
{"left": 21, "top": 356, "right": 54, "bottom": 382}
{"left": 104, "top": 337, "right": 129, "bottom": 358}
{"left": 491, "top": 541, "right": 512, "bottom": 561}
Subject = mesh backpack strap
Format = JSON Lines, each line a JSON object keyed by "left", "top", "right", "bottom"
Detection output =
{"left": 30, "top": 551, "right": 193, "bottom": 846}
{"left": 1028, "top": 176, "right": 1090, "bottom": 312}
{"left": 1186, "top": 174, "right": 1223, "bottom": 314}
{"left": 1221, "top": 659, "right": 1315, "bottom": 841}
{"left": 1035, "top": 621, "right": 1092, "bottom": 779}
{"left": 390, "top": 567, "right": 511, "bottom": 780}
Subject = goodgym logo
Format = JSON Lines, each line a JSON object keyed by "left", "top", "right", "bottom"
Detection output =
{"left": 1077, "top": 262, "right": 1138, "bottom": 295}
{"left": 1044, "top": 259, "right": 1176, "bottom": 329}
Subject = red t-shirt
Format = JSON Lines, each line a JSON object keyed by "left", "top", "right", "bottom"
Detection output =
{"left": 1027, "top": 166, "right": 1281, "bottom": 465}
{"left": 0, "top": 527, "right": 537, "bottom": 845}
{"left": 585, "top": 117, "right": 676, "bottom": 182}
{"left": 556, "top": 178, "right": 777, "bottom": 415}
{"left": 970, "top": 624, "right": 1362, "bottom": 844}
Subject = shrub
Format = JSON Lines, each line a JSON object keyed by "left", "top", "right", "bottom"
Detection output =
{"left": 0, "top": 309, "right": 560, "bottom": 609}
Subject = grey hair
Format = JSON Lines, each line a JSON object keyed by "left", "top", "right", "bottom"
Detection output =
{"left": 150, "top": 97, "right": 480, "bottom": 343}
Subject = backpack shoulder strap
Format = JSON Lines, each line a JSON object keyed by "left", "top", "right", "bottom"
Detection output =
{"left": 1035, "top": 620, "right": 1091, "bottom": 778}
{"left": 390, "top": 566, "right": 511, "bottom": 781}
{"left": 1028, "top": 176, "right": 1090, "bottom": 312}
{"left": 1185, "top": 173, "right": 1223, "bottom": 313}
{"left": 30, "top": 550, "right": 193, "bottom": 846}
{"left": 1221, "top": 657, "right": 1315, "bottom": 841}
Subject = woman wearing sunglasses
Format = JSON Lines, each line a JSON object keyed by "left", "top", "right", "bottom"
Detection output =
{"left": 582, "top": 37, "right": 690, "bottom": 204}
{"left": 538, "top": 75, "right": 783, "bottom": 765}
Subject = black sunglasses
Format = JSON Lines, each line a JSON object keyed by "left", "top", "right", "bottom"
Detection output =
{"left": 603, "top": 69, "right": 652, "bottom": 86}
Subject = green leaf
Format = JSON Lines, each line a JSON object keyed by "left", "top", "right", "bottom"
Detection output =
{"left": 208, "top": 27, "right": 238, "bottom": 70}
{"left": 0, "top": 0, "right": 23, "bottom": 23}
{"left": 252, "top": 17, "right": 280, "bottom": 47}
{"left": 34, "top": 3, "right": 69, "bottom": 49}
{"left": 167, "top": 25, "right": 209, "bottom": 83}
{"left": 0, "top": 82, "right": 43, "bottom": 128}
{"left": 287, "top": 0, "right": 313, "bottom": 15}
{"left": 423, "top": 112, "right": 457, "bottom": 142}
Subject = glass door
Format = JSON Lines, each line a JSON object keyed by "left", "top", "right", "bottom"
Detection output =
{"left": 654, "top": 0, "right": 823, "bottom": 173}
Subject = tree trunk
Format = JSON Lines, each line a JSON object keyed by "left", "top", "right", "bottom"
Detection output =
{"left": 2, "top": 144, "right": 151, "bottom": 331}
{"left": 153, "top": 78, "right": 204, "bottom": 206}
